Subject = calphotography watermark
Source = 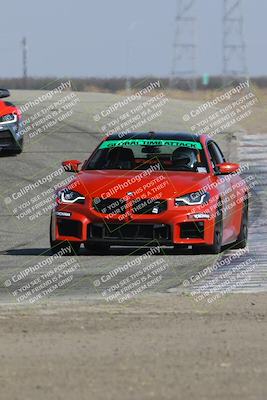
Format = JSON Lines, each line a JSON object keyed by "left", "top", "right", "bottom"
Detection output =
{"left": 18, "top": 80, "right": 80, "bottom": 144}
{"left": 182, "top": 80, "right": 259, "bottom": 137}
{"left": 93, "top": 80, "right": 169, "bottom": 137}
{"left": 4, "top": 245, "right": 81, "bottom": 304}
{"left": 1, "top": 163, "right": 80, "bottom": 229}
{"left": 182, "top": 248, "right": 259, "bottom": 304}
{"left": 93, "top": 245, "right": 170, "bottom": 303}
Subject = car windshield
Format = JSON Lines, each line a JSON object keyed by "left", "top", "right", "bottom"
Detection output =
{"left": 85, "top": 139, "right": 208, "bottom": 172}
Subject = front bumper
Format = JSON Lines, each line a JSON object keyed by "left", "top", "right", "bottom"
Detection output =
{"left": 0, "top": 122, "right": 23, "bottom": 151}
{"left": 51, "top": 198, "right": 216, "bottom": 246}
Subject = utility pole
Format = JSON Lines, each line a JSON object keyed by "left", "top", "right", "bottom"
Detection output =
{"left": 222, "top": 0, "right": 247, "bottom": 86}
{"left": 125, "top": 43, "right": 131, "bottom": 93}
{"left": 22, "top": 37, "right": 28, "bottom": 88}
{"left": 171, "top": 0, "right": 197, "bottom": 91}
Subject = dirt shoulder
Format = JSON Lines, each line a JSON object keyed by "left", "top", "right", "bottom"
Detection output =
{"left": 0, "top": 293, "right": 266, "bottom": 400}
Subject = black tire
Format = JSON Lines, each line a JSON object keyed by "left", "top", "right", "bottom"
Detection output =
{"left": 14, "top": 148, "right": 23, "bottom": 155}
{"left": 13, "top": 138, "right": 24, "bottom": 155}
{"left": 192, "top": 203, "right": 223, "bottom": 255}
{"left": 208, "top": 203, "right": 223, "bottom": 254}
{"left": 84, "top": 242, "right": 110, "bottom": 254}
{"left": 232, "top": 197, "right": 249, "bottom": 249}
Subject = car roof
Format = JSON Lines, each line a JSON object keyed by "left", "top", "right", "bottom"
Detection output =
{"left": 105, "top": 132, "right": 204, "bottom": 142}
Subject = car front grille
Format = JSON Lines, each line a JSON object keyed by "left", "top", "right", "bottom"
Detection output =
{"left": 133, "top": 199, "right": 167, "bottom": 214}
{"left": 93, "top": 198, "right": 126, "bottom": 215}
{"left": 88, "top": 223, "right": 171, "bottom": 241}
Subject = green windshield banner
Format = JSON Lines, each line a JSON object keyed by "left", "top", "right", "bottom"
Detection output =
{"left": 100, "top": 139, "right": 202, "bottom": 150}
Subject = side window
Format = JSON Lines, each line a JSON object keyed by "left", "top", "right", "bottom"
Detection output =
{"left": 207, "top": 142, "right": 225, "bottom": 170}
{"left": 213, "top": 142, "right": 225, "bottom": 163}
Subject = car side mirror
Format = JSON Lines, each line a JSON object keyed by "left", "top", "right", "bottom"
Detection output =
{"left": 0, "top": 88, "right": 10, "bottom": 99}
{"left": 216, "top": 162, "right": 240, "bottom": 175}
{"left": 62, "top": 160, "right": 81, "bottom": 173}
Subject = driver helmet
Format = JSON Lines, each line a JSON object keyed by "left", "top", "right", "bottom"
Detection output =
{"left": 172, "top": 147, "right": 198, "bottom": 169}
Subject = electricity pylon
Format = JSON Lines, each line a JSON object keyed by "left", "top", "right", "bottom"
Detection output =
{"left": 223, "top": 0, "right": 247, "bottom": 85}
{"left": 171, "top": 0, "right": 197, "bottom": 91}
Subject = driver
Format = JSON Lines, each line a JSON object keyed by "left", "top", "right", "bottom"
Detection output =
{"left": 172, "top": 147, "right": 199, "bottom": 170}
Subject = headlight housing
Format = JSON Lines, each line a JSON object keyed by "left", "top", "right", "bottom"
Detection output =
{"left": 57, "top": 189, "right": 85, "bottom": 204}
{"left": 175, "top": 191, "right": 210, "bottom": 206}
{"left": 0, "top": 113, "right": 17, "bottom": 124}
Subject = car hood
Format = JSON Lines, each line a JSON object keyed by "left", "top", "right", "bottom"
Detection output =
{"left": 68, "top": 169, "right": 212, "bottom": 199}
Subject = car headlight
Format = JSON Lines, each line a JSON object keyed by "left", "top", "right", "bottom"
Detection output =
{"left": 0, "top": 113, "right": 17, "bottom": 124}
{"left": 57, "top": 189, "right": 85, "bottom": 204}
{"left": 175, "top": 191, "right": 210, "bottom": 206}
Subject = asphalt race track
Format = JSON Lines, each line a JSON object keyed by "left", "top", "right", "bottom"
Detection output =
{"left": 0, "top": 89, "right": 265, "bottom": 305}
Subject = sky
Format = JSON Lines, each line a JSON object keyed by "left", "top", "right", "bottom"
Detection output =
{"left": 0, "top": 0, "right": 265, "bottom": 78}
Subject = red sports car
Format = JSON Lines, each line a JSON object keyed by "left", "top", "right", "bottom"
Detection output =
{"left": 0, "top": 88, "right": 23, "bottom": 154}
{"left": 50, "top": 132, "right": 248, "bottom": 255}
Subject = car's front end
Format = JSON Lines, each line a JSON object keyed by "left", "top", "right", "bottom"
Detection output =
{"left": 51, "top": 185, "right": 217, "bottom": 249}
{"left": 0, "top": 90, "right": 23, "bottom": 154}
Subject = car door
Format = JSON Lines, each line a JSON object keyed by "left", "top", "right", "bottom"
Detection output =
{"left": 207, "top": 141, "right": 237, "bottom": 244}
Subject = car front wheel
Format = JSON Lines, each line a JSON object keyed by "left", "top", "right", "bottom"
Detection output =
{"left": 208, "top": 205, "right": 223, "bottom": 254}
{"left": 192, "top": 204, "right": 223, "bottom": 255}
{"left": 233, "top": 198, "right": 248, "bottom": 249}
